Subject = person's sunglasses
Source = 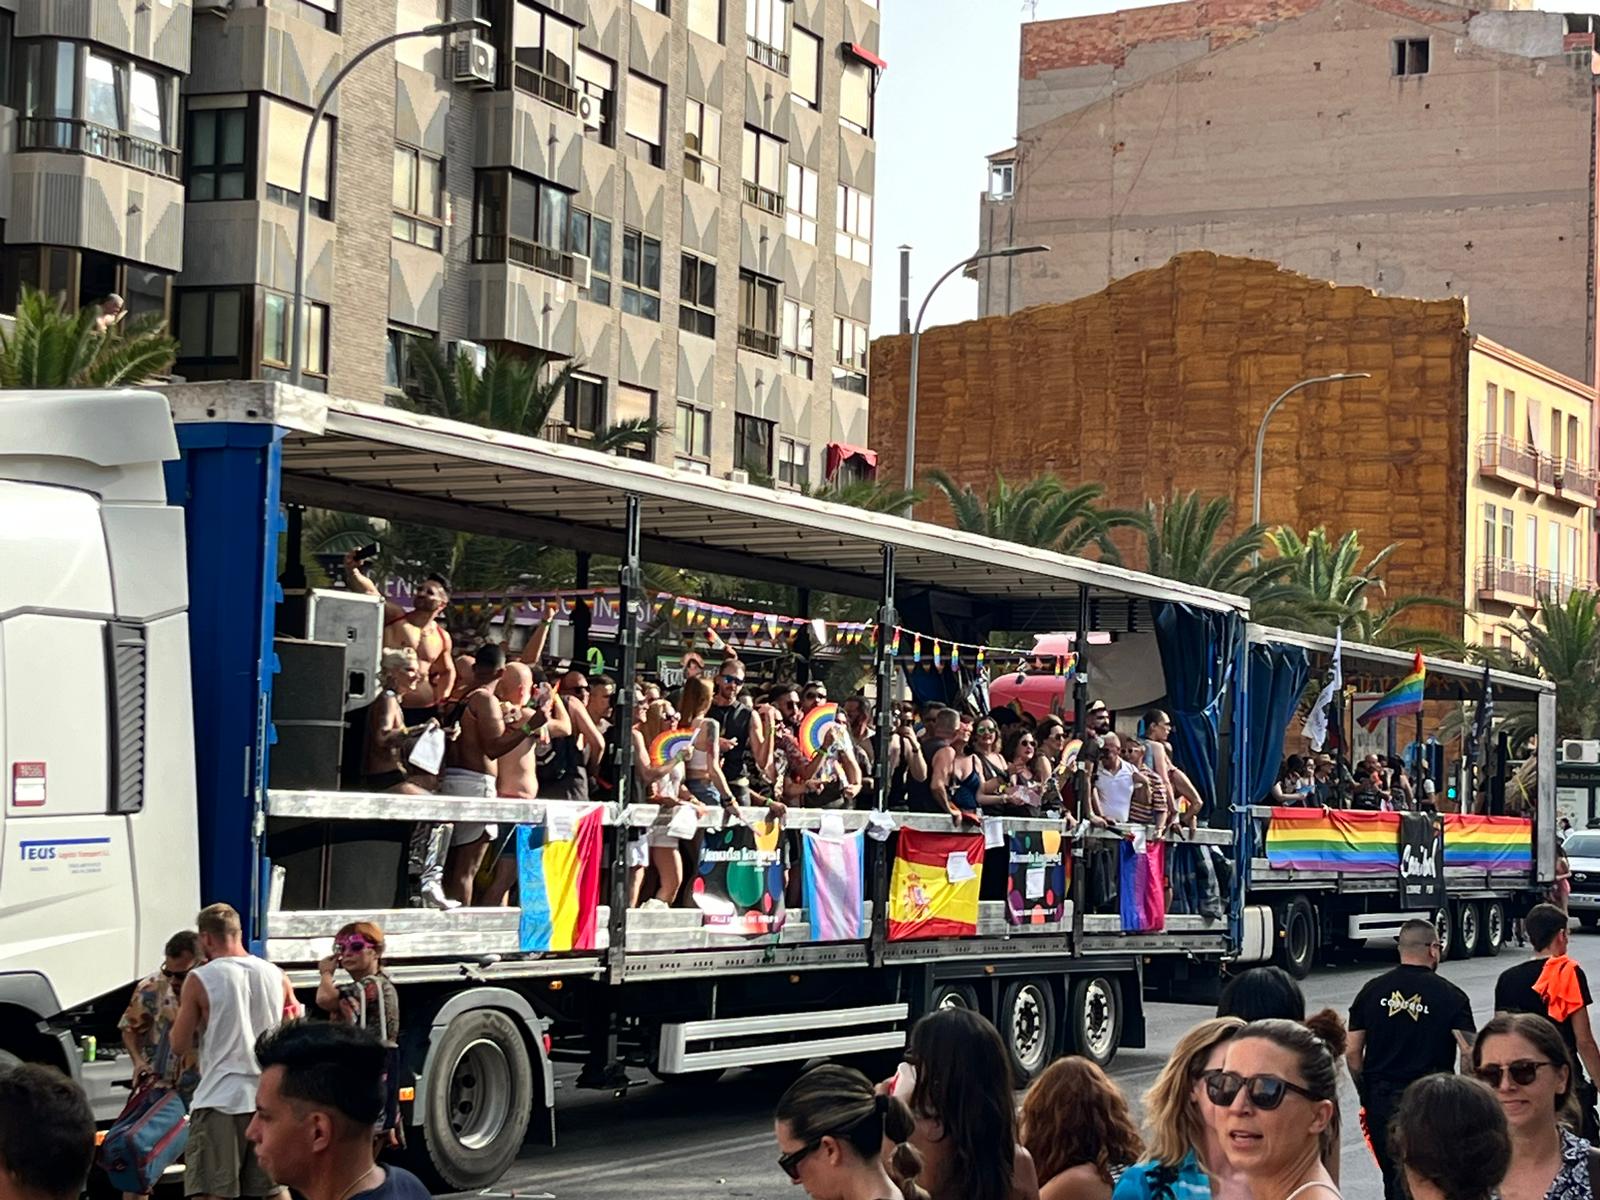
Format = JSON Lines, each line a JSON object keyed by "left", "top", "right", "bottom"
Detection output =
{"left": 1019, "top": 739, "right": 1035, "bottom": 746}
{"left": 1475, "top": 1060, "right": 1553, "bottom": 1089}
{"left": 720, "top": 674, "right": 742, "bottom": 684}
{"left": 1204, "top": 1070, "right": 1321, "bottom": 1109}
{"left": 162, "top": 967, "right": 189, "bottom": 983}
{"left": 335, "top": 936, "right": 377, "bottom": 954}
{"left": 777, "top": 1139, "right": 822, "bottom": 1180}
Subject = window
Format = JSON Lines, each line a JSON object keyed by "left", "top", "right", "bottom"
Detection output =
{"left": 175, "top": 288, "right": 244, "bottom": 375}
{"left": 0, "top": 13, "right": 12, "bottom": 104}
{"left": 841, "top": 59, "right": 873, "bottom": 135}
{"left": 1527, "top": 515, "right": 1538, "bottom": 573}
{"left": 633, "top": 0, "right": 668, "bottom": 10}
{"left": 262, "top": 291, "right": 328, "bottom": 380}
{"left": 1552, "top": 408, "right": 1565, "bottom": 465}
{"left": 19, "top": 42, "right": 177, "bottom": 176}
{"left": 1569, "top": 414, "right": 1583, "bottom": 468}
{"left": 186, "top": 102, "right": 247, "bottom": 200}
{"left": 392, "top": 144, "right": 444, "bottom": 250}
{"left": 738, "top": 270, "right": 780, "bottom": 357}
{"left": 625, "top": 72, "right": 665, "bottom": 167}
{"left": 569, "top": 208, "right": 613, "bottom": 305}
{"left": 1484, "top": 382, "right": 1498, "bottom": 438}
{"left": 1504, "top": 389, "right": 1516, "bottom": 443}
{"left": 264, "top": 98, "right": 332, "bottom": 219}
{"left": 564, "top": 374, "right": 605, "bottom": 438}
{"left": 614, "top": 384, "right": 656, "bottom": 460}
{"left": 791, "top": 26, "right": 820, "bottom": 107}
{"left": 511, "top": 1, "right": 579, "bottom": 112}
{"left": 778, "top": 437, "right": 809, "bottom": 489}
{"left": 675, "top": 401, "right": 711, "bottom": 470}
{"left": 1392, "top": 37, "right": 1429, "bottom": 76}
{"left": 1550, "top": 522, "right": 1562, "bottom": 584}
{"left": 735, "top": 415, "right": 774, "bottom": 476}
{"left": 836, "top": 185, "right": 872, "bottom": 265}
{"left": 785, "top": 163, "right": 817, "bottom": 242}
{"left": 1571, "top": 526, "right": 1582, "bottom": 584}
{"left": 687, "top": 0, "right": 722, "bottom": 41}
{"left": 385, "top": 326, "right": 432, "bottom": 394}
{"left": 622, "top": 228, "right": 662, "bottom": 319}
{"left": 1481, "top": 502, "right": 1496, "bottom": 559}
{"left": 833, "top": 316, "right": 867, "bottom": 393}
{"left": 679, "top": 253, "right": 717, "bottom": 338}
{"left": 285, "top": 0, "right": 338, "bottom": 29}
{"left": 1500, "top": 506, "right": 1514, "bottom": 560}
{"left": 576, "top": 50, "right": 616, "bottom": 146}
{"left": 742, "top": 126, "right": 786, "bottom": 214}
{"left": 684, "top": 98, "right": 721, "bottom": 189}
{"left": 747, "top": 0, "right": 790, "bottom": 71}
{"left": 988, "top": 159, "right": 1015, "bottom": 200}
{"left": 782, "top": 299, "right": 814, "bottom": 378}
{"left": 472, "top": 170, "right": 576, "bottom": 278}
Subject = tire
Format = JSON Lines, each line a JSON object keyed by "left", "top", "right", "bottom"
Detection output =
{"left": 414, "top": 1009, "right": 535, "bottom": 1191}
{"left": 1065, "top": 975, "right": 1122, "bottom": 1069}
{"left": 1454, "top": 900, "right": 1483, "bottom": 958}
{"left": 1274, "top": 897, "right": 1316, "bottom": 980}
{"left": 1434, "top": 905, "right": 1453, "bottom": 960}
{"left": 999, "top": 979, "right": 1058, "bottom": 1085}
{"left": 928, "top": 983, "right": 981, "bottom": 1014}
{"left": 1478, "top": 900, "right": 1506, "bottom": 956}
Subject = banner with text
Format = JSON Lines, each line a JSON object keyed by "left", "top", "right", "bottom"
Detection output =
{"left": 1005, "top": 830, "right": 1068, "bottom": 926}
{"left": 1398, "top": 812, "right": 1445, "bottom": 909}
{"left": 692, "top": 819, "right": 787, "bottom": 935}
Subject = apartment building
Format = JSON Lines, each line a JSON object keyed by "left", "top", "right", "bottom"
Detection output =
{"left": 1468, "top": 338, "right": 1596, "bottom": 649}
{"left": 1, "top": 0, "right": 880, "bottom": 484}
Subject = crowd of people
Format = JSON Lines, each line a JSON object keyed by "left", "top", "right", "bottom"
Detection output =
{"left": 1268, "top": 752, "right": 1442, "bottom": 813}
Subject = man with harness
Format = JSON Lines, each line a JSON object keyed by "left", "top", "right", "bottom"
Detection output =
{"left": 343, "top": 552, "right": 455, "bottom": 722}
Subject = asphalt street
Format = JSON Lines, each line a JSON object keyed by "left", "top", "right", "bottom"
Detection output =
{"left": 459, "top": 931, "right": 1600, "bottom": 1200}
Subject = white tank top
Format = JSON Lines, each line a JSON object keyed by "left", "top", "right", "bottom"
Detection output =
{"left": 191, "top": 955, "right": 287, "bottom": 1114}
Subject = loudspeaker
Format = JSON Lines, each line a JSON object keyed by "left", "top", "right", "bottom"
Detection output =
{"left": 266, "top": 818, "right": 407, "bottom": 910}
{"left": 304, "top": 589, "right": 384, "bottom": 711}
{"left": 270, "top": 638, "right": 346, "bottom": 791}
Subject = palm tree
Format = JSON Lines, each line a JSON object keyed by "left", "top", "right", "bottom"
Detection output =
{"left": 1138, "top": 490, "right": 1291, "bottom": 601}
{"left": 1515, "top": 589, "right": 1600, "bottom": 740}
{"left": 925, "top": 470, "right": 1143, "bottom": 560}
{"left": 0, "top": 287, "right": 176, "bottom": 387}
{"left": 807, "top": 476, "right": 923, "bottom": 514}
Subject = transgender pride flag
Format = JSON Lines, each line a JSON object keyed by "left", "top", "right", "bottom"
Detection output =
{"left": 802, "top": 830, "right": 866, "bottom": 941}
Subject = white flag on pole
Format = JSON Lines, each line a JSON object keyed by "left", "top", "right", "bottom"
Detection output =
{"left": 1301, "top": 628, "right": 1343, "bottom": 752}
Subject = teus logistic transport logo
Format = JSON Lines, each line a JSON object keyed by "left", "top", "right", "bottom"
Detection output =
{"left": 19, "top": 837, "right": 112, "bottom": 873}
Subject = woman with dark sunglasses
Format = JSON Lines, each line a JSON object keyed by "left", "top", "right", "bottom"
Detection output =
{"left": 1214, "top": 1014, "right": 1347, "bottom": 1200}
{"left": 1472, "top": 1012, "right": 1591, "bottom": 1200}
{"left": 315, "top": 920, "right": 402, "bottom": 1143}
{"left": 772, "top": 1063, "right": 928, "bottom": 1200}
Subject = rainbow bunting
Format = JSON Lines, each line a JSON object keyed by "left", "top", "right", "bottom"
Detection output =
{"left": 1265, "top": 808, "right": 1401, "bottom": 874}
{"left": 1358, "top": 651, "right": 1426, "bottom": 731}
{"left": 1443, "top": 814, "right": 1534, "bottom": 872}
{"left": 516, "top": 809, "right": 603, "bottom": 952}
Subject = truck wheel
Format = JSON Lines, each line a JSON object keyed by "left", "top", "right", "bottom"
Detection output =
{"left": 1433, "top": 905, "right": 1453, "bottom": 960}
{"left": 1065, "top": 975, "right": 1122, "bottom": 1069}
{"left": 1454, "top": 901, "right": 1483, "bottom": 958}
{"left": 929, "top": 983, "right": 981, "bottom": 1014}
{"left": 1478, "top": 901, "right": 1506, "bottom": 956}
{"left": 999, "top": 979, "right": 1058, "bottom": 1084}
{"left": 418, "top": 1009, "right": 534, "bottom": 1190}
{"left": 1274, "top": 897, "right": 1316, "bottom": 979}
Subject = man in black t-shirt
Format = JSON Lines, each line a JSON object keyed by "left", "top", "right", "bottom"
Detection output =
{"left": 1347, "top": 918, "right": 1476, "bottom": 1200}
{"left": 708, "top": 657, "right": 768, "bottom": 804}
{"left": 1495, "top": 902, "right": 1600, "bottom": 1141}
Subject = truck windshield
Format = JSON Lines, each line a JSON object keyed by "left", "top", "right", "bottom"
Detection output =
{"left": 1565, "top": 834, "right": 1600, "bottom": 858}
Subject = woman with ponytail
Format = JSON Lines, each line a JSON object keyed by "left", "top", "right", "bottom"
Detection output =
{"left": 774, "top": 1063, "right": 929, "bottom": 1200}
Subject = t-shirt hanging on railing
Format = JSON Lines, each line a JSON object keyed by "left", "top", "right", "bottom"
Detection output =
{"left": 1006, "top": 830, "right": 1068, "bottom": 926}
{"left": 692, "top": 819, "right": 787, "bottom": 935}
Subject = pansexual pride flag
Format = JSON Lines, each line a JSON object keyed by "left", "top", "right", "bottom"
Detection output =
{"left": 1265, "top": 808, "right": 1401, "bottom": 873}
{"left": 516, "top": 809, "right": 603, "bottom": 952}
{"left": 1443, "top": 814, "right": 1534, "bottom": 871}
{"left": 1359, "top": 651, "right": 1426, "bottom": 731}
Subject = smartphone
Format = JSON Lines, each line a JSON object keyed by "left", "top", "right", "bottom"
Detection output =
{"left": 353, "top": 542, "right": 380, "bottom": 563}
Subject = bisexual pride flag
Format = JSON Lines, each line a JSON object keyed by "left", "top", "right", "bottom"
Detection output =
{"left": 1443, "top": 814, "right": 1534, "bottom": 872}
{"left": 1266, "top": 808, "right": 1401, "bottom": 873}
{"left": 1359, "top": 650, "right": 1426, "bottom": 731}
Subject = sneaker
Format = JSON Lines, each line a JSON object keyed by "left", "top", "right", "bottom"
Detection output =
{"left": 422, "top": 880, "right": 461, "bottom": 910}
{"left": 639, "top": 898, "right": 670, "bottom": 912}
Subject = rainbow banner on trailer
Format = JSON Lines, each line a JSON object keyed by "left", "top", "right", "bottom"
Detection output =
{"left": 1119, "top": 840, "right": 1166, "bottom": 932}
{"left": 801, "top": 830, "right": 866, "bottom": 941}
{"left": 1265, "top": 808, "right": 1402, "bottom": 874}
{"left": 1359, "top": 650, "right": 1427, "bottom": 731}
{"left": 888, "top": 829, "right": 983, "bottom": 941}
{"left": 516, "top": 808, "right": 603, "bottom": 952}
{"left": 1443, "top": 814, "right": 1534, "bottom": 871}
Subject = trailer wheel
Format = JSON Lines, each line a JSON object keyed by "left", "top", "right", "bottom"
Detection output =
{"left": 929, "top": 983, "right": 981, "bottom": 1014}
{"left": 417, "top": 1009, "right": 534, "bottom": 1191}
{"left": 1433, "top": 905, "right": 1453, "bottom": 960}
{"left": 1454, "top": 901, "right": 1483, "bottom": 958}
{"left": 999, "top": 979, "right": 1058, "bottom": 1084}
{"left": 1065, "top": 975, "right": 1122, "bottom": 1069}
{"left": 1274, "top": 897, "right": 1316, "bottom": 980}
{"left": 1478, "top": 901, "right": 1506, "bottom": 956}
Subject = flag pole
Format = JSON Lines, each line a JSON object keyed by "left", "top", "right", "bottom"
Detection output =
{"left": 1414, "top": 709, "right": 1424, "bottom": 808}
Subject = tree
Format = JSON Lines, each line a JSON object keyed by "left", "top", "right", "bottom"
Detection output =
{"left": 1137, "top": 490, "right": 1291, "bottom": 602}
{"left": 1514, "top": 589, "right": 1600, "bottom": 740}
{"left": 926, "top": 470, "right": 1143, "bottom": 559}
{"left": 808, "top": 476, "right": 923, "bottom": 514}
{"left": 0, "top": 287, "right": 176, "bottom": 388}
{"left": 405, "top": 341, "right": 576, "bottom": 435}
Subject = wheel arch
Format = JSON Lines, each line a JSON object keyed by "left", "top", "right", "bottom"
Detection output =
{"left": 414, "top": 986, "right": 554, "bottom": 1126}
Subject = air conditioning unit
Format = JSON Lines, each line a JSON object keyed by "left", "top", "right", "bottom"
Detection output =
{"left": 575, "top": 92, "right": 603, "bottom": 130}
{"left": 453, "top": 36, "right": 496, "bottom": 87}
{"left": 1562, "top": 739, "right": 1600, "bottom": 765}
{"left": 448, "top": 338, "right": 487, "bottom": 375}
{"left": 570, "top": 253, "right": 592, "bottom": 289}
{"left": 727, "top": 468, "right": 750, "bottom": 485}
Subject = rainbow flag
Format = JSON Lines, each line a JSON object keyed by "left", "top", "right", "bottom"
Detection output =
{"left": 1443, "top": 814, "right": 1534, "bottom": 871}
{"left": 1265, "top": 808, "right": 1401, "bottom": 873}
{"left": 1359, "top": 651, "right": 1426, "bottom": 731}
{"left": 516, "top": 808, "right": 603, "bottom": 952}
{"left": 802, "top": 830, "right": 865, "bottom": 941}
{"left": 888, "top": 829, "right": 983, "bottom": 941}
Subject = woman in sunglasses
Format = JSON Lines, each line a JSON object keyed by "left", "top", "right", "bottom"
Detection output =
{"left": 773, "top": 1063, "right": 927, "bottom": 1200}
{"left": 1212, "top": 1013, "right": 1347, "bottom": 1200}
{"left": 1471, "top": 1012, "right": 1590, "bottom": 1200}
{"left": 1115, "top": 1016, "right": 1247, "bottom": 1200}
{"left": 314, "top": 920, "right": 402, "bottom": 1142}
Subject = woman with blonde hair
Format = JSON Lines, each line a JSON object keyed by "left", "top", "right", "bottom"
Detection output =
{"left": 629, "top": 699, "right": 702, "bottom": 907}
{"left": 1020, "top": 1056, "right": 1143, "bottom": 1198}
{"left": 1114, "top": 1016, "right": 1248, "bottom": 1200}
{"left": 679, "top": 675, "right": 737, "bottom": 814}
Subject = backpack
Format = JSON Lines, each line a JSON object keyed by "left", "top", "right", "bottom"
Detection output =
{"left": 96, "top": 1080, "right": 188, "bottom": 1193}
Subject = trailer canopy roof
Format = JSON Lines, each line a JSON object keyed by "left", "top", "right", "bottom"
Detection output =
{"left": 1251, "top": 624, "right": 1553, "bottom": 701}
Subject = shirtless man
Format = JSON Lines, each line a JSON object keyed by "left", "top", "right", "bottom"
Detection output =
{"left": 343, "top": 552, "right": 455, "bottom": 720}
{"left": 478, "top": 663, "right": 569, "bottom": 906}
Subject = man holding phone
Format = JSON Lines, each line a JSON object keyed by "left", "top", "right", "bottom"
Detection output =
{"left": 344, "top": 550, "right": 455, "bottom": 722}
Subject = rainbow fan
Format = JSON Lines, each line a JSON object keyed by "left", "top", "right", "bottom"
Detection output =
{"left": 1060, "top": 738, "right": 1083, "bottom": 767}
{"left": 649, "top": 729, "right": 695, "bottom": 766}
{"left": 799, "top": 703, "right": 840, "bottom": 758}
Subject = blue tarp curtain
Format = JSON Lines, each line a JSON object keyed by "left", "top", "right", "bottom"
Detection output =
{"left": 1246, "top": 642, "right": 1310, "bottom": 804}
{"left": 1151, "top": 603, "right": 1238, "bottom": 810}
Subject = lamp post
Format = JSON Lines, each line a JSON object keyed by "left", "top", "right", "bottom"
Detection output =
{"left": 902, "top": 244, "right": 1050, "bottom": 505}
{"left": 289, "top": 17, "right": 487, "bottom": 386}
{"left": 1251, "top": 371, "right": 1372, "bottom": 557}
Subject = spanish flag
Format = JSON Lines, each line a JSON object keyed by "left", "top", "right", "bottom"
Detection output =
{"left": 888, "top": 829, "right": 983, "bottom": 941}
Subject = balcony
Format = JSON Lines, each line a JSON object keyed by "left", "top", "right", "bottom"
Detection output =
{"left": 738, "top": 326, "right": 780, "bottom": 358}
{"left": 742, "top": 180, "right": 785, "bottom": 216}
{"left": 511, "top": 64, "right": 579, "bottom": 116}
{"left": 19, "top": 117, "right": 180, "bottom": 181}
{"left": 1478, "top": 435, "right": 1540, "bottom": 488}
{"left": 747, "top": 37, "right": 790, "bottom": 73}
{"left": 1558, "top": 459, "right": 1599, "bottom": 508}
{"left": 1476, "top": 557, "right": 1537, "bottom": 604}
{"left": 471, "top": 234, "right": 576, "bottom": 282}
{"left": 1537, "top": 571, "right": 1581, "bottom": 605}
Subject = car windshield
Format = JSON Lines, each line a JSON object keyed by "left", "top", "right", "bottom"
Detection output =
{"left": 1565, "top": 834, "right": 1600, "bottom": 858}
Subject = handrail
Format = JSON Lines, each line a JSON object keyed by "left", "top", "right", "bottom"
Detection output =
{"left": 17, "top": 115, "right": 180, "bottom": 181}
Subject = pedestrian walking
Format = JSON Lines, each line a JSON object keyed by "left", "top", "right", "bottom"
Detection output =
{"left": 0, "top": 1063, "right": 95, "bottom": 1200}
{"left": 772, "top": 1063, "right": 928, "bottom": 1200}
{"left": 171, "top": 903, "right": 299, "bottom": 1200}
{"left": 1495, "top": 902, "right": 1600, "bottom": 1142}
{"left": 1345, "top": 918, "right": 1476, "bottom": 1200}
{"left": 1472, "top": 1012, "right": 1593, "bottom": 1200}
{"left": 1390, "top": 1073, "right": 1510, "bottom": 1200}
{"left": 1019, "top": 1056, "right": 1143, "bottom": 1199}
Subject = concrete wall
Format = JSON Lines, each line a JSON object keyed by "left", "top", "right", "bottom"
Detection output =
{"left": 871, "top": 252, "right": 1471, "bottom": 630}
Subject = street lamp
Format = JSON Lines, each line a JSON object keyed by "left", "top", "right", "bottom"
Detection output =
{"left": 289, "top": 17, "right": 488, "bottom": 385}
{"left": 1251, "top": 372, "right": 1372, "bottom": 554}
{"left": 902, "top": 244, "right": 1050, "bottom": 504}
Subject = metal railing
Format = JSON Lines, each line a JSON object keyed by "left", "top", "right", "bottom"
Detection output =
{"left": 18, "top": 116, "right": 180, "bottom": 180}
{"left": 1478, "top": 435, "right": 1540, "bottom": 481}
{"left": 1476, "top": 557, "right": 1537, "bottom": 599}
{"left": 1559, "top": 459, "right": 1599, "bottom": 503}
{"left": 741, "top": 180, "right": 785, "bottom": 216}
{"left": 1537, "top": 571, "right": 1580, "bottom": 604}
{"left": 738, "top": 326, "right": 780, "bottom": 357}
{"left": 1538, "top": 451, "right": 1557, "bottom": 490}
{"left": 511, "top": 64, "right": 579, "bottom": 115}
{"left": 747, "top": 37, "right": 789, "bottom": 72}
{"left": 471, "top": 233, "right": 576, "bottom": 281}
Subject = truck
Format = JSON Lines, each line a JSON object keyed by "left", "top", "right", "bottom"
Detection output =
{"left": 0, "top": 384, "right": 1555, "bottom": 1190}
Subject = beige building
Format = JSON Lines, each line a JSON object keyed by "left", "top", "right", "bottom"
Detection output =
{"left": 1467, "top": 337, "right": 1596, "bottom": 648}
{"left": 2, "top": 0, "right": 881, "bottom": 483}
{"left": 978, "top": 0, "right": 1600, "bottom": 383}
